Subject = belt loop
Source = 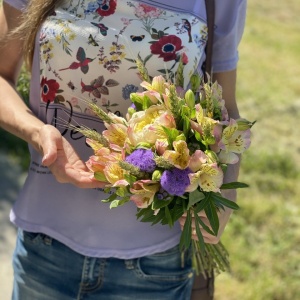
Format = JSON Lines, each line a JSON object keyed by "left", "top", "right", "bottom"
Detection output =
{"left": 124, "top": 259, "right": 134, "bottom": 270}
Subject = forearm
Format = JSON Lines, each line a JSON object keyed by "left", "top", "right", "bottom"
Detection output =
{"left": 0, "top": 76, "right": 44, "bottom": 152}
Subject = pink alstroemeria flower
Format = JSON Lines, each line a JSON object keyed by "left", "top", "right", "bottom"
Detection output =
{"left": 130, "top": 180, "right": 160, "bottom": 208}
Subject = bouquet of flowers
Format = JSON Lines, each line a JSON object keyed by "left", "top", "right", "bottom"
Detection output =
{"left": 77, "top": 58, "right": 254, "bottom": 277}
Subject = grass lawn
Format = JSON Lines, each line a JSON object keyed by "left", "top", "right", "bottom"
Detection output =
{"left": 215, "top": 1, "right": 300, "bottom": 299}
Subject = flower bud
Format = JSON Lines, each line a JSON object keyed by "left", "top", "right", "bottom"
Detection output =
{"left": 136, "top": 142, "right": 152, "bottom": 149}
{"left": 152, "top": 170, "right": 162, "bottom": 181}
{"left": 190, "top": 74, "right": 201, "bottom": 92}
{"left": 175, "top": 133, "right": 186, "bottom": 141}
{"left": 127, "top": 107, "right": 136, "bottom": 118}
{"left": 184, "top": 89, "right": 195, "bottom": 109}
{"left": 236, "top": 118, "right": 255, "bottom": 131}
{"left": 205, "top": 150, "right": 219, "bottom": 163}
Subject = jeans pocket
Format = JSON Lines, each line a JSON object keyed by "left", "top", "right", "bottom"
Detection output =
{"left": 135, "top": 245, "right": 194, "bottom": 282}
{"left": 21, "top": 229, "right": 53, "bottom": 246}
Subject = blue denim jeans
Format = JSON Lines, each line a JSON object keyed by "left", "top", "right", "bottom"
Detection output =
{"left": 12, "top": 229, "right": 195, "bottom": 300}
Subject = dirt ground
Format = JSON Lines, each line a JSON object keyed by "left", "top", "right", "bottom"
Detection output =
{"left": 0, "top": 152, "right": 26, "bottom": 300}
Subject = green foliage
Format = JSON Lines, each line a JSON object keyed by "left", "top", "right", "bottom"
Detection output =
{"left": 0, "top": 67, "right": 31, "bottom": 170}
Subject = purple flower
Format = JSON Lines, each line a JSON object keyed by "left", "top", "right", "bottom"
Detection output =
{"left": 156, "top": 187, "right": 173, "bottom": 201}
{"left": 125, "top": 149, "right": 156, "bottom": 173}
{"left": 160, "top": 168, "right": 192, "bottom": 196}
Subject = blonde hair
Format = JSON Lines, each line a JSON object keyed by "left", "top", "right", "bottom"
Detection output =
{"left": 15, "top": 0, "right": 61, "bottom": 69}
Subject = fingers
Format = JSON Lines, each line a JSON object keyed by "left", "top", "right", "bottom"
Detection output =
{"left": 179, "top": 214, "right": 221, "bottom": 244}
{"left": 37, "top": 124, "right": 107, "bottom": 189}
{"left": 52, "top": 164, "right": 107, "bottom": 189}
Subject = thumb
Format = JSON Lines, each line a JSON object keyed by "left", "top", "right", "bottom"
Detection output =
{"left": 39, "top": 125, "right": 62, "bottom": 166}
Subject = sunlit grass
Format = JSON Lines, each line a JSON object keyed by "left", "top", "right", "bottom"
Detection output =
{"left": 215, "top": 0, "right": 300, "bottom": 299}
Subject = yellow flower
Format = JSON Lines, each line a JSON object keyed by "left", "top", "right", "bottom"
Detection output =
{"left": 219, "top": 119, "right": 251, "bottom": 154}
{"left": 86, "top": 138, "right": 105, "bottom": 153}
{"left": 111, "top": 54, "right": 119, "bottom": 61}
{"left": 103, "top": 123, "right": 128, "bottom": 149}
{"left": 104, "top": 162, "right": 125, "bottom": 186}
{"left": 55, "top": 35, "right": 62, "bottom": 43}
{"left": 69, "top": 33, "right": 76, "bottom": 41}
{"left": 120, "top": 52, "right": 126, "bottom": 59}
{"left": 110, "top": 45, "right": 117, "bottom": 52}
{"left": 163, "top": 140, "right": 190, "bottom": 169}
{"left": 186, "top": 163, "right": 223, "bottom": 193}
{"left": 63, "top": 27, "right": 71, "bottom": 34}
{"left": 127, "top": 105, "right": 175, "bottom": 147}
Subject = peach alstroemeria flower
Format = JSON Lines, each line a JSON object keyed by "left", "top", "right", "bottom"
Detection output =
{"left": 87, "top": 148, "right": 122, "bottom": 173}
{"left": 163, "top": 140, "right": 190, "bottom": 169}
{"left": 86, "top": 138, "right": 105, "bottom": 153}
{"left": 130, "top": 180, "right": 160, "bottom": 208}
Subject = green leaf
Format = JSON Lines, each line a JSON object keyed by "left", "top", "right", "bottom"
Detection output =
{"left": 161, "top": 126, "right": 180, "bottom": 146}
{"left": 179, "top": 209, "right": 192, "bottom": 251}
{"left": 170, "top": 199, "right": 185, "bottom": 222}
{"left": 194, "top": 213, "right": 206, "bottom": 252}
{"left": 193, "top": 193, "right": 210, "bottom": 214}
{"left": 187, "top": 189, "right": 205, "bottom": 210}
{"left": 124, "top": 58, "right": 136, "bottom": 63}
{"left": 211, "top": 193, "right": 240, "bottom": 210}
{"left": 116, "top": 187, "right": 127, "bottom": 197}
{"left": 110, "top": 200, "right": 121, "bottom": 209}
{"left": 136, "top": 207, "right": 156, "bottom": 223}
{"left": 101, "top": 193, "right": 118, "bottom": 203}
{"left": 164, "top": 206, "right": 173, "bottom": 227}
{"left": 183, "top": 115, "right": 191, "bottom": 138}
{"left": 94, "top": 172, "right": 107, "bottom": 182}
{"left": 204, "top": 200, "right": 219, "bottom": 236}
{"left": 195, "top": 213, "right": 215, "bottom": 236}
{"left": 124, "top": 174, "right": 137, "bottom": 185}
{"left": 118, "top": 197, "right": 130, "bottom": 207}
{"left": 221, "top": 182, "right": 249, "bottom": 189}
{"left": 152, "top": 197, "right": 172, "bottom": 210}
{"left": 144, "top": 54, "right": 153, "bottom": 64}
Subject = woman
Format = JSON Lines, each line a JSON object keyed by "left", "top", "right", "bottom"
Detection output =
{"left": 0, "top": 0, "right": 247, "bottom": 299}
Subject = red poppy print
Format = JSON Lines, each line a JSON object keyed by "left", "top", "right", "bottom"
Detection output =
{"left": 41, "top": 77, "right": 60, "bottom": 103}
{"left": 150, "top": 35, "right": 184, "bottom": 62}
{"left": 96, "top": 0, "right": 117, "bottom": 17}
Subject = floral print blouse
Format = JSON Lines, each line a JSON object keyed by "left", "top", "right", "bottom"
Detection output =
{"left": 40, "top": 0, "right": 208, "bottom": 126}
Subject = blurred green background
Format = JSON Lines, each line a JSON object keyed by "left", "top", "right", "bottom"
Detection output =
{"left": 1, "top": 0, "right": 300, "bottom": 299}
{"left": 214, "top": 1, "right": 300, "bottom": 299}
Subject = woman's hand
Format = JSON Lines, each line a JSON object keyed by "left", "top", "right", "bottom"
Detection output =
{"left": 38, "top": 124, "right": 107, "bottom": 189}
{"left": 179, "top": 189, "right": 236, "bottom": 244}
